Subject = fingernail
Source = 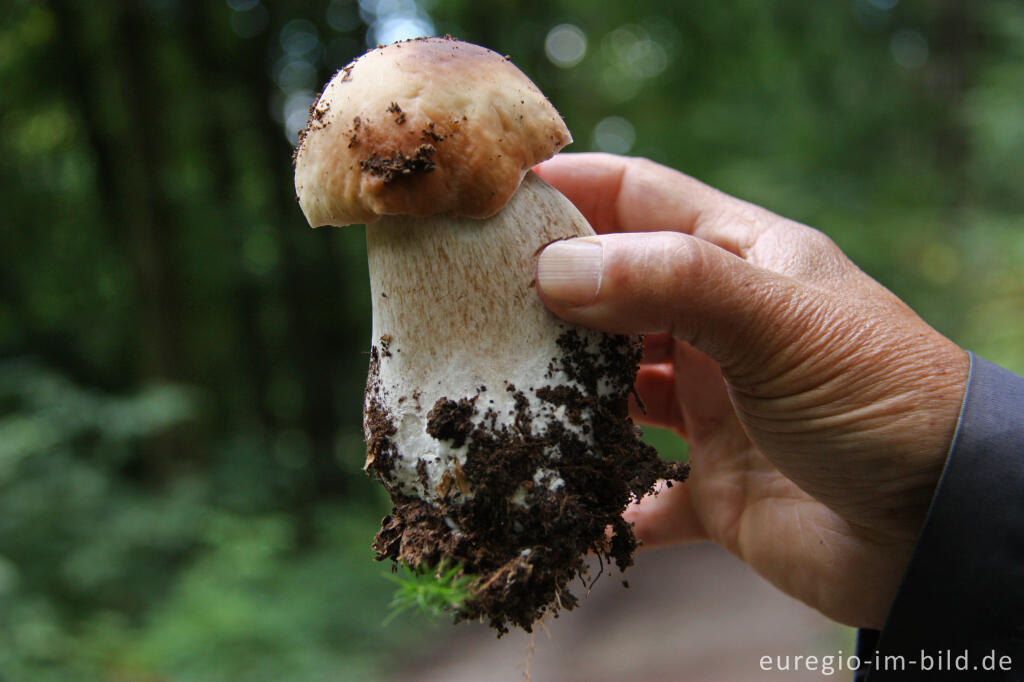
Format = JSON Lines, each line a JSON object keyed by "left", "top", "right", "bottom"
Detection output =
{"left": 537, "top": 239, "right": 603, "bottom": 307}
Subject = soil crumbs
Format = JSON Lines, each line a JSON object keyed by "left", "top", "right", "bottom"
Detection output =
{"left": 365, "top": 329, "right": 689, "bottom": 635}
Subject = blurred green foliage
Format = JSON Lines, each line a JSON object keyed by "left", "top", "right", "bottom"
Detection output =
{"left": 0, "top": 360, "right": 428, "bottom": 681}
{"left": 1, "top": 0, "right": 1022, "bottom": 679}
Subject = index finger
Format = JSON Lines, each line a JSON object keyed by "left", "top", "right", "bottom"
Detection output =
{"left": 533, "top": 152, "right": 719, "bottom": 234}
{"left": 534, "top": 153, "right": 775, "bottom": 257}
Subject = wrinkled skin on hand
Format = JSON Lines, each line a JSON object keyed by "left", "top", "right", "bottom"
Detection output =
{"left": 535, "top": 153, "right": 969, "bottom": 629}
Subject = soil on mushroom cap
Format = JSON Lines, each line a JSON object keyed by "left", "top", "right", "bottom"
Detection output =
{"left": 365, "top": 329, "right": 689, "bottom": 634}
{"left": 359, "top": 145, "right": 436, "bottom": 183}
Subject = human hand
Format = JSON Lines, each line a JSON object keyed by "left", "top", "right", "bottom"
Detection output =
{"left": 533, "top": 153, "right": 969, "bottom": 629}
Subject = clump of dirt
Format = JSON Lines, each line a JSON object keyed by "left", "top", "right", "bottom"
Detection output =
{"left": 425, "top": 397, "right": 477, "bottom": 448}
{"left": 421, "top": 122, "right": 446, "bottom": 143}
{"left": 386, "top": 101, "right": 407, "bottom": 124}
{"left": 364, "top": 329, "right": 689, "bottom": 635}
{"left": 359, "top": 145, "right": 436, "bottom": 183}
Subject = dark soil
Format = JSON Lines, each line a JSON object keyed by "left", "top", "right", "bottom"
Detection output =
{"left": 386, "top": 101, "right": 407, "bottom": 124}
{"left": 364, "top": 329, "right": 689, "bottom": 635}
{"left": 359, "top": 144, "right": 436, "bottom": 183}
{"left": 363, "top": 346, "right": 397, "bottom": 483}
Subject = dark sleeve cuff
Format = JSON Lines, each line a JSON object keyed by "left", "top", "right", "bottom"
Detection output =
{"left": 856, "top": 353, "right": 1024, "bottom": 680}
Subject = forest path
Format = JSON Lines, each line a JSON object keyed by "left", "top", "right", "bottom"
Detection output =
{"left": 389, "top": 542, "right": 853, "bottom": 681}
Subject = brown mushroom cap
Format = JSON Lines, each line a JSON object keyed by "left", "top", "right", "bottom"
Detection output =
{"left": 293, "top": 37, "right": 572, "bottom": 227}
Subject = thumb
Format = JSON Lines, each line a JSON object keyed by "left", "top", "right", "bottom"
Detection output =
{"left": 536, "top": 232, "right": 810, "bottom": 376}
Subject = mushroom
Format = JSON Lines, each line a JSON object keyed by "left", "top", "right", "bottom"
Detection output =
{"left": 293, "top": 37, "right": 688, "bottom": 633}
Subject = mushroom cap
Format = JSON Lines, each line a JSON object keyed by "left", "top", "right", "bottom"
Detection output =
{"left": 293, "top": 37, "right": 572, "bottom": 227}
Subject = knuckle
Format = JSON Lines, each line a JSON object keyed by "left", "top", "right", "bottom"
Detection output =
{"left": 663, "top": 231, "right": 703, "bottom": 269}
{"left": 613, "top": 232, "right": 706, "bottom": 294}
{"left": 602, "top": 232, "right": 703, "bottom": 314}
{"left": 797, "top": 224, "right": 841, "bottom": 256}
{"left": 665, "top": 233, "right": 715, "bottom": 294}
{"left": 628, "top": 155, "right": 659, "bottom": 172}
{"left": 750, "top": 221, "right": 853, "bottom": 279}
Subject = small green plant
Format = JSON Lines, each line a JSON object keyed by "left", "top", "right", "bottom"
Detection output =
{"left": 384, "top": 561, "right": 477, "bottom": 624}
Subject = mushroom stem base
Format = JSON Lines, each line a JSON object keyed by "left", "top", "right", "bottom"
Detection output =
{"left": 368, "top": 334, "right": 690, "bottom": 633}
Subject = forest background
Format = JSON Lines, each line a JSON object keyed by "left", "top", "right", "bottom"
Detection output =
{"left": 2, "top": 0, "right": 1023, "bottom": 679}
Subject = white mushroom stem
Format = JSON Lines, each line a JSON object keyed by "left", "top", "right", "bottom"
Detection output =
{"left": 363, "top": 172, "right": 618, "bottom": 504}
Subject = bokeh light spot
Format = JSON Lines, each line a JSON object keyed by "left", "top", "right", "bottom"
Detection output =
{"left": 890, "top": 29, "right": 929, "bottom": 69}
{"left": 593, "top": 116, "right": 635, "bottom": 155}
{"left": 545, "top": 24, "right": 587, "bottom": 68}
{"left": 280, "top": 19, "right": 320, "bottom": 56}
{"left": 371, "top": 16, "right": 433, "bottom": 46}
{"left": 284, "top": 90, "right": 318, "bottom": 145}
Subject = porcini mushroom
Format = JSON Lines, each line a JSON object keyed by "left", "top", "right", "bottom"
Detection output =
{"left": 293, "top": 37, "right": 688, "bottom": 633}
